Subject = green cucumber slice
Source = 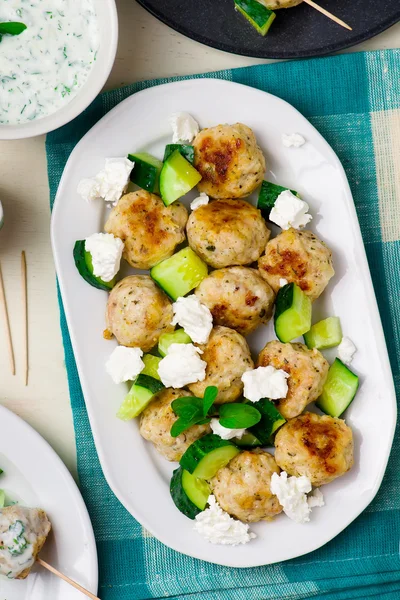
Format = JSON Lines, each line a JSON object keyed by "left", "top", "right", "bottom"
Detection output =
{"left": 182, "top": 469, "right": 210, "bottom": 510}
{"left": 180, "top": 434, "right": 240, "bottom": 480}
{"left": 158, "top": 329, "right": 192, "bottom": 357}
{"left": 159, "top": 150, "right": 202, "bottom": 206}
{"left": 233, "top": 432, "right": 262, "bottom": 448}
{"left": 150, "top": 247, "right": 208, "bottom": 300}
{"left": 73, "top": 240, "right": 116, "bottom": 291}
{"left": 170, "top": 467, "right": 208, "bottom": 519}
{"left": 163, "top": 144, "right": 195, "bottom": 164}
{"left": 141, "top": 354, "right": 162, "bottom": 380}
{"left": 274, "top": 283, "right": 312, "bottom": 343}
{"left": 304, "top": 317, "right": 343, "bottom": 350}
{"left": 0, "top": 490, "right": 5, "bottom": 508}
{"left": 128, "top": 152, "right": 163, "bottom": 194}
{"left": 249, "top": 399, "right": 286, "bottom": 445}
{"left": 234, "top": 0, "right": 276, "bottom": 36}
{"left": 317, "top": 358, "right": 359, "bottom": 417}
{"left": 117, "top": 374, "right": 164, "bottom": 420}
{"left": 257, "top": 181, "right": 299, "bottom": 218}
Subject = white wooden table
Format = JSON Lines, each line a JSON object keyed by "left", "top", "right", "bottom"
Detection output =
{"left": 0, "top": 0, "right": 399, "bottom": 479}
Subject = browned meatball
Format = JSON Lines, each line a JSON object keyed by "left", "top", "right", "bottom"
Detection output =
{"left": 187, "top": 199, "right": 270, "bottom": 268}
{"left": 258, "top": 228, "right": 334, "bottom": 300}
{"left": 274, "top": 412, "right": 354, "bottom": 486}
{"left": 211, "top": 450, "right": 282, "bottom": 523}
{"left": 260, "top": 0, "right": 302, "bottom": 8}
{"left": 195, "top": 267, "right": 275, "bottom": 335}
{"left": 104, "top": 190, "right": 188, "bottom": 269}
{"left": 105, "top": 275, "right": 173, "bottom": 351}
{"left": 193, "top": 123, "right": 266, "bottom": 198}
{"left": 139, "top": 388, "right": 211, "bottom": 461}
{"left": 188, "top": 326, "right": 254, "bottom": 404}
{"left": 257, "top": 341, "right": 329, "bottom": 419}
{"left": 0, "top": 506, "right": 51, "bottom": 579}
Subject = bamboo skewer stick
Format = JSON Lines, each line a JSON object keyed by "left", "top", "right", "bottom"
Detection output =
{"left": 303, "top": 0, "right": 352, "bottom": 30}
{"left": 0, "top": 261, "right": 15, "bottom": 375}
{"left": 21, "top": 251, "right": 28, "bottom": 386}
{"left": 37, "top": 558, "right": 100, "bottom": 600}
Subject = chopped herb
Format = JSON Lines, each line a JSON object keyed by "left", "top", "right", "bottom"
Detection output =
{"left": 0, "top": 22, "right": 27, "bottom": 38}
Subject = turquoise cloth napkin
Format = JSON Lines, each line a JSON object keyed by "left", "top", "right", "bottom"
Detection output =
{"left": 46, "top": 49, "right": 400, "bottom": 600}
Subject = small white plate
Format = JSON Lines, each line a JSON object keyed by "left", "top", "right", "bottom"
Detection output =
{"left": 51, "top": 79, "right": 396, "bottom": 568}
{"left": 0, "top": 405, "right": 98, "bottom": 598}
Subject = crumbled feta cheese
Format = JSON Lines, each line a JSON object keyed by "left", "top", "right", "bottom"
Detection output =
{"left": 271, "top": 472, "right": 324, "bottom": 524}
{"left": 194, "top": 495, "right": 256, "bottom": 545}
{"left": 77, "top": 157, "right": 134, "bottom": 206}
{"left": 279, "top": 278, "right": 288, "bottom": 287}
{"left": 85, "top": 233, "right": 124, "bottom": 282}
{"left": 190, "top": 193, "right": 209, "bottom": 211}
{"left": 210, "top": 418, "right": 246, "bottom": 441}
{"left": 169, "top": 112, "right": 200, "bottom": 144}
{"left": 157, "top": 343, "right": 206, "bottom": 388}
{"left": 269, "top": 191, "right": 312, "bottom": 230}
{"left": 282, "top": 133, "right": 306, "bottom": 148}
{"left": 171, "top": 296, "right": 213, "bottom": 344}
{"left": 307, "top": 488, "right": 325, "bottom": 508}
{"left": 242, "top": 366, "right": 289, "bottom": 403}
{"left": 105, "top": 346, "right": 144, "bottom": 384}
{"left": 338, "top": 337, "right": 357, "bottom": 365}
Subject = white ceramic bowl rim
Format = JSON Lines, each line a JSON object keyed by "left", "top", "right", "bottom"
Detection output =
{"left": 0, "top": 0, "right": 118, "bottom": 140}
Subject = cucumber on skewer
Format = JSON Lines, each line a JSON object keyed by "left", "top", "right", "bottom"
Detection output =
{"left": 128, "top": 152, "right": 163, "bottom": 194}
{"left": 151, "top": 247, "right": 208, "bottom": 300}
{"left": 234, "top": 0, "right": 276, "bottom": 36}
{"left": 304, "top": 317, "right": 342, "bottom": 350}
{"left": 317, "top": 359, "right": 359, "bottom": 417}
{"left": 274, "top": 283, "right": 312, "bottom": 343}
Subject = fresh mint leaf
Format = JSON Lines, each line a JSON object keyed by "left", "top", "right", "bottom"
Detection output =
{"left": 0, "top": 22, "right": 27, "bottom": 36}
{"left": 171, "top": 396, "right": 202, "bottom": 417}
{"left": 170, "top": 416, "right": 202, "bottom": 438}
{"left": 202, "top": 386, "right": 218, "bottom": 417}
{"left": 219, "top": 403, "right": 261, "bottom": 429}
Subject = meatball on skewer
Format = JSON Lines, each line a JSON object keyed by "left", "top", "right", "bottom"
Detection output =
{"left": 193, "top": 123, "right": 266, "bottom": 199}
{"left": 105, "top": 275, "right": 173, "bottom": 350}
{"left": 0, "top": 506, "right": 51, "bottom": 579}
{"left": 104, "top": 190, "right": 188, "bottom": 270}
{"left": 274, "top": 412, "right": 354, "bottom": 486}
{"left": 195, "top": 266, "right": 275, "bottom": 336}
{"left": 257, "top": 341, "right": 329, "bottom": 420}
{"left": 258, "top": 228, "right": 334, "bottom": 300}
{"left": 139, "top": 388, "right": 211, "bottom": 461}
{"left": 188, "top": 326, "right": 254, "bottom": 404}
{"left": 210, "top": 450, "right": 282, "bottom": 523}
{"left": 187, "top": 199, "right": 270, "bottom": 269}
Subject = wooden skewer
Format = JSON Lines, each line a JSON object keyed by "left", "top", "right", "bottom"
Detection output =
{"left": 37, "top": 558, "right": 100, "bottom": 600}
{"left": 303, "top": 0, "right": 352, "bottom": 30}
{"left": 21, "top": 251, "right": 28, "bottom": 386}
{"left": 0, "top": 261, "right": 15, "bottom": 375}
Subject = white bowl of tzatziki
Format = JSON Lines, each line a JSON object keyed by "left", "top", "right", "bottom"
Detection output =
{"left": 0, "top": 0, "right": 118, "bottom": 140}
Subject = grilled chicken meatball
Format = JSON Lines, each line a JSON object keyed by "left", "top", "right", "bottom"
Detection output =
{"left": 257, "top": 341, "right": 329, "bottom": 420}
{"left": 274, "top": 412, "right": 354, "bottom": 486}
{"left": 258, "top": 228, "right": 334, "bottom": 300}
{"left": 105, "top": 275, "right": 173, "bottom": 351}
{"left": 188, "top": 326, "right": 253, "bottom": 404}
{"left": 187, "top": 199, "right": 270, "bottom": 269}
{"left": 260, "top": 0, "right": 302, "bottom": 9}
{"left": 211, "top": 450, "right": 282, "bottom": 523}
{"left": 193, "top": 123, "right": 266, "bottom": 198}
{"left": 104, "top": 190, "right": 188, "bottom": 270}
{"left": 139, "top": 388, "right": 211, "bottom": 461}
{"left": 0, "top": 506, "right": 51, "bottom": 579}
{"left": 195, "top": 267, "right": 275, "bottom": 336}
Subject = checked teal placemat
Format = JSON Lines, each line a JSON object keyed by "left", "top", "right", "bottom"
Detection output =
{"left": 46, "top": 49, "right": 400, "bottom": 600}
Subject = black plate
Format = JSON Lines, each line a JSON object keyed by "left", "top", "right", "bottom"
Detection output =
{"left": 136, "top": 0, "right": 400, "bottom": 59}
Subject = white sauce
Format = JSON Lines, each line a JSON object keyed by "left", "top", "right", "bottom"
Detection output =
{"left": 0, "top": 0, "right": 99, "bottom": 125}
